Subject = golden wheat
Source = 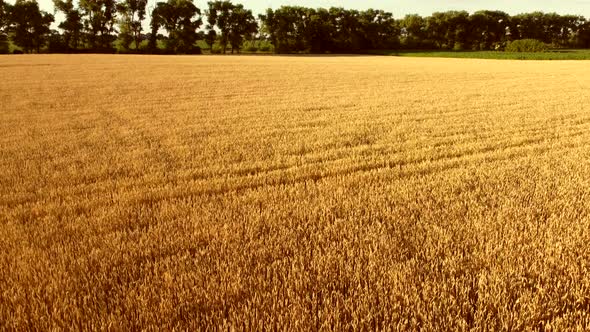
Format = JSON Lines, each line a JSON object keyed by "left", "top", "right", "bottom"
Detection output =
{"left": 1, "top": 54, "right": 590, "bottom": 330}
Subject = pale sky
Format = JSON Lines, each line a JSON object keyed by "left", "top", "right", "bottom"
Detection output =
{"left": 29, "top": 0, "right": 590, "bottom": 28}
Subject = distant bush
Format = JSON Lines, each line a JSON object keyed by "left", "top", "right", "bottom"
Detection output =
{"left": 245, "top": 46, "right": 258, "bottom": 53}
{"left": 211, "top": 47, "right": 222, "bottom": 54}
{"left": 506, "top": 39, "right": 548, "bottom": 53}
{"left": 259, "top": 45, "right": 271, "bottom": 53}
{"left": 452, "top": 42, "right": 465, "bottom": 51}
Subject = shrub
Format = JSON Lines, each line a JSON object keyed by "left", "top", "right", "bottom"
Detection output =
{"left": 246, "top": 46, "right": 258, "bottom": 53}
{"left": 452, "top": 42, "right": 465, "bottom": 51}
{"left": 259, "top": 45, "right": 271, "bottom": 53}
{"left": 506, "top": 39, "right": 547, "bottom": 53}
{"left": 210, "top": 47, "right": 222, "bottom": 54}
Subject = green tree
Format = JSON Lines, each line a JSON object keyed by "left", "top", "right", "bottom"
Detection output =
{"left": 400, "top": 14, "right": 428, "bottom": 48}
{"left": 259, "top": 6, "right": 307, "bottom": 53}
{"left": 0, "top": 0, "right": 10, "bottom": 54}
{"left": 302, "top": 7, "right": 334, "bottom": 53}
{"left": 358, "top": 9, "right": 399, "bottom": 50}
{"left": 78, "top": 0, "right": 117, "bottom": 50}
{"left": 227, "top": 5, "right": 256, "bottom": 53}
{"left": 150, "top": 0, "right": 201, "bottom": 53}
{"left": 0, "top": 0, "right": 9, "bottom": 32}
{"left": 426, "top": 12, "right": 449, "bottom": 48}
{"left": 329, "top": 8, "right": 363, "bottom": 52}
{"left": 207, "top": 1, "right": 257, "bottom": 54}
{"left": 258, "top": 9, "right": 277, "bottom": 52}
{"left": 204, "top": 28, "right": 216, "bottom": 49}
{"left": 206, "top": 0, "right": 231, "bottom": 53}
{"left": 469, "top": 10, "right": 511, "bottom": 50}
{"left": 0, "top": 0, "right": 10, "bottom": 53}
{"left": 116, "top": 0, "right": 147, "bottom": 50}
{"left": 9, "top": 0, "right": 54, "bottom": 53}
{"left": 577, "top": 19, "right": 590, "bottom": 48}
{"left": 550, "top": 14, "right": 583, "bottom": 47}
{"left": 513, "top": 12, "right": 550, "bottom": 43}
{"left": 260, "top": 6, "right": 399, "bottom": 54}
{"left": 426, "top": 11, "right": 469, "bottom": 50}
{"left": 53, "top": 0, "right": 83, "bottom": 50}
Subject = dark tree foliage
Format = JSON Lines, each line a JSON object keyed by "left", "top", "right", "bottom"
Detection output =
{"left": 0, "top": 0, "right": 10, "bottom": 53}
{"left": 258, "top": 7, "right": 306, "bottom": 54}
{"left": 78, "top": 0, "right": 117, "bottom": 51}
{"left": 53, "top": 0, "right": 83, "bottom": 51}
{"left": 206, "top": 1, "right": 257, "bottom": 54}
{"left": 512, "top": 12, "right": 586, "bottom": 47}
{"left": 400, "top": 14, "right": 429, "bottom": 49}
{"left": 150, "top": 0, "right": 202, "bottom": 54}
{"left": 204, "top": 28, "right": 216, "bottom": 49}
{"left": 579, "top": 21, "right": 590, "bottom": 48}
{"left": 259, "top": 6, "right": 399, "bottom": 54}
{"left": 400, "top": 10, "right": 590, "bottom": 51}
{"left": 258, "top": 6, "right": 590, "bottom": 53}
{"left": 0, "top": 0, "right": 9, "bottom": 33}
{"left": 116, "top": 0, "right": 147, "bottom": 50}
{"left": 359, "top": 9, "right": 400, "bottom": 50}
{"left": 8, "top": 0, "right": 54, "bottom": 53}
{"left": 468, "top": 11, "right": 511, "bottom": 50}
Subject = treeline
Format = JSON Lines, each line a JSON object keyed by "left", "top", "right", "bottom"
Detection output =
{"left": 0, "top": 0, "right": 257, "bottom": 54}
{"left": 2, "top": 0, "right": 590, "bottom": 54}
{"left": 260, "top": 9, "right": 590, "bottom": 52}
{"left": 399, "top": 11, "right": 590, "bottom": 51}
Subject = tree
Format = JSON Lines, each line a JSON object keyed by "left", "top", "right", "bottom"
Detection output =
{"left": 0, "top": 0, "right": 9, "bottom": 33}
{"left": 578, "top": 19, "right": 590, "bottom": 48}
{"left": 447, "top": 11, "right": 470, "bottom": 50}
{"left": 358, "top": 9, "right": 399, "bottom": 50}
{"left": 53, "top": 0, "right": 83, "bottom": 50}
{"left": 329, "top": 8, "right": 363, "bottom": 52}
{"left": 150, "top": 0, "right": 202, "bottom": 53}
{"left": 258, "top": 9, "right": 279, "bottom": 52}
{"left": 9, "top": 0, "right": 54, "bottom": 53}
{"left": 550, "top": 14, "right": 583, "bottom": 47}
{"left": 116, "top": 0, "right": 147, "bottom": 50}
{"left": 206, "top": 0, "right": 231, "bottom": 53}
{"left": 400, "top": 14, "right": 428, "bottom": 49}
{"left": 468, "top": 10, "right": 511, "bottom": 50}
{"left": 513, "top": 12, "right": 550, "bottom": 43}
{"left": 207, "top": 1, "right": 257, "bottom": 54}
{"left": 426, "top": 11, "right": 469, "bottom": 50}
{"left": 259, "top": 6, "right": 308, "bottom": 54}
{"left": 226, "top": 5, "right": 256, "bottom": 53}
{"left": 0, "top": 0, "right": 8, "bottom": 53}
{"left": 78, "top": 0, "right": 117, "bottom": 50}
{"left": 260, "top": 6, "right": 400, "bottom": 54}
{"left": 301, "top": 7, "right": 334, "bottom": 53}
{"left": 204, "top": 28, "right": 216, "bottom": 49}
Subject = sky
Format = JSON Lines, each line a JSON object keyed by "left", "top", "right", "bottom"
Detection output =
{"left": 28, "top": 0, "right": 590, "bottom": 29}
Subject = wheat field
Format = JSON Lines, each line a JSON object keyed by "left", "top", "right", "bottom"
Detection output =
{"left": 1, "top": 54, "right": 590, "bottom": 330}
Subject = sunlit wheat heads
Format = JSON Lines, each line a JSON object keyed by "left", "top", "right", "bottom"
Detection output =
{"left": 1, "top": 54, "right": 590, "bottom": 330}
